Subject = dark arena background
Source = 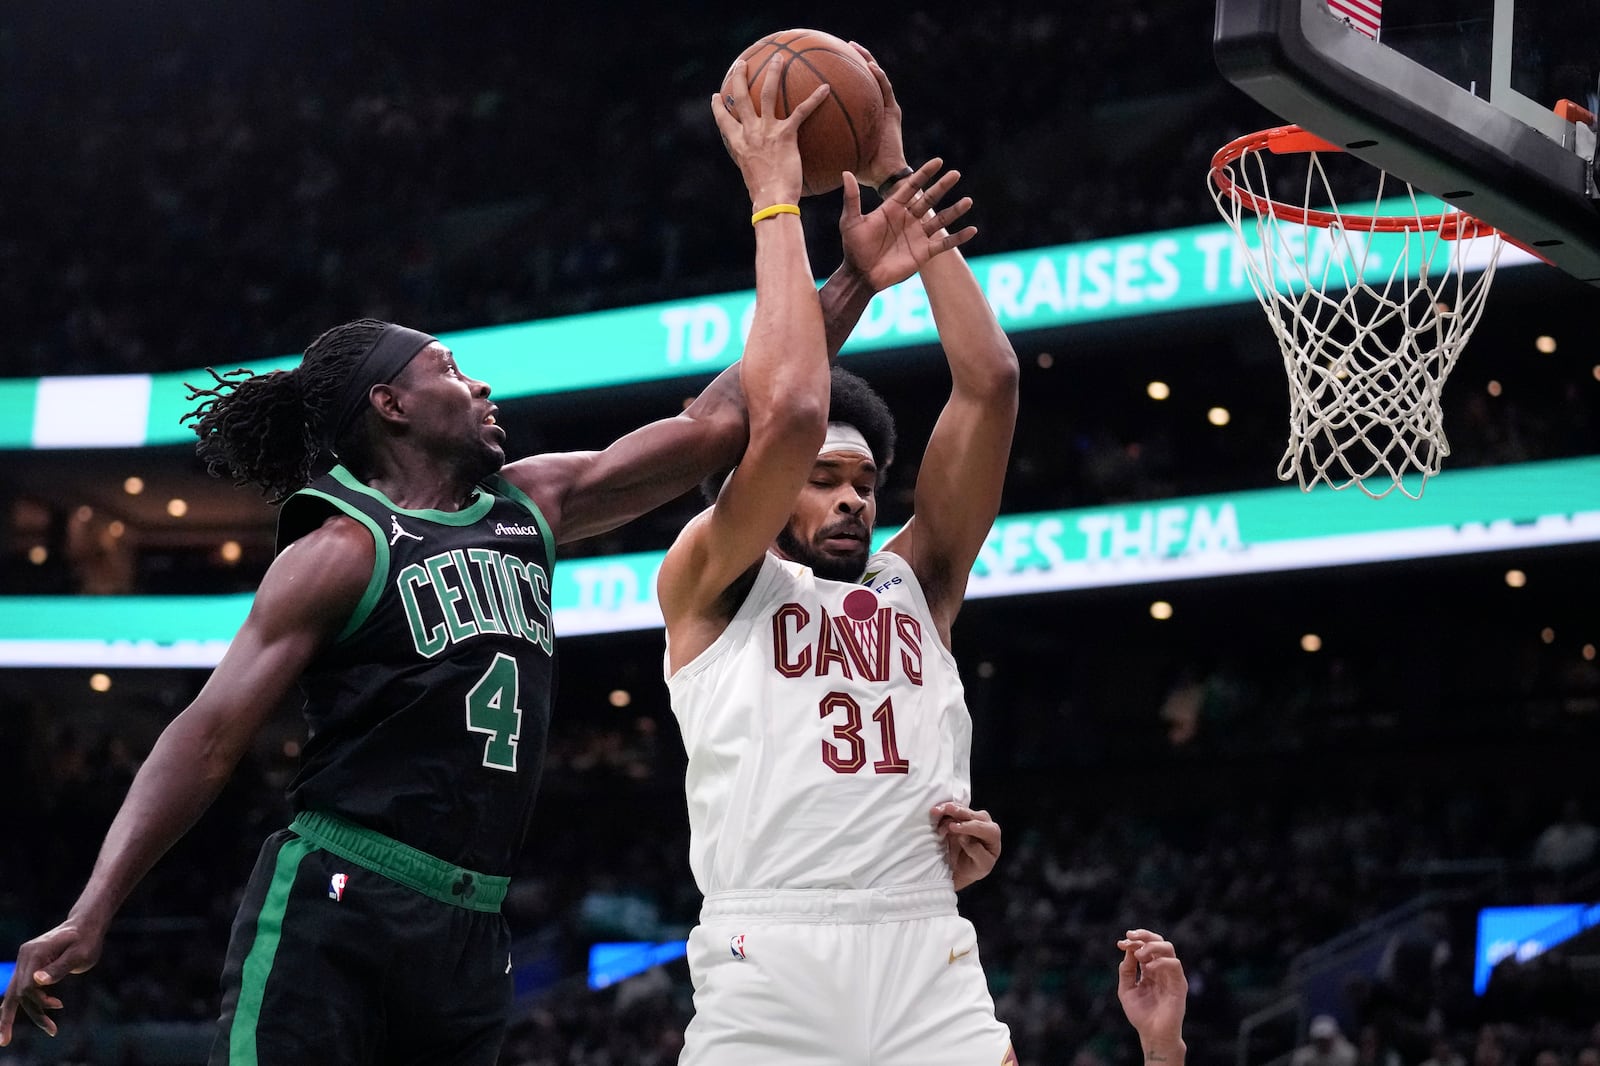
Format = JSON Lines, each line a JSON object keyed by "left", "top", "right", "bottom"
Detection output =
{"left": 1, "top": 2, "right": 1597, "bottom": 1064}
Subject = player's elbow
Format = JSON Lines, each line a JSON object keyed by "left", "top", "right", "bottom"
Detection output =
{"left": 689, "top": 403, "right": 751, "bottom": 468}
{"left": 760, "top": 390, "right": 828, "bottom": 444}
{"left": 968, "top": 345, "right": 1020, "bottom": 402}
{"left": 160, "top": 706, "right": 250, "bottom": 793}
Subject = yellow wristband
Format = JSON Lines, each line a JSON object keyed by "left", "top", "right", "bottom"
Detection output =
{"left": 751, "top": 203, "right": 801, "bottom": 225}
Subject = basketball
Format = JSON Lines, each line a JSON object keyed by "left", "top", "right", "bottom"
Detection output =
{"left": 721, "top": 29, "right": 884, "bottom": 197}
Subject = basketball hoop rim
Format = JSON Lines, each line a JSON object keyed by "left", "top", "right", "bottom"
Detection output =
{"left": 1209, "top": 124, "right": 1501, "bottom": 240}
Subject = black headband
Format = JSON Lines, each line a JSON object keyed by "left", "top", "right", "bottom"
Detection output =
{"left": 323, "top": 323, "right": 438, "bottom": 449}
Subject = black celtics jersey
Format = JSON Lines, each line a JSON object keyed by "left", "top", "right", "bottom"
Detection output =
{"left": 274, "top": 464, "right": 557, "bottom": 875}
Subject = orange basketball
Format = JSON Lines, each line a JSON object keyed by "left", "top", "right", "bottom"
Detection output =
{"left": 721, "top": 29, "right": 884, "bottom": 197}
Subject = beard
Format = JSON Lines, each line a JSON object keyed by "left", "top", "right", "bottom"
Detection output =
{"left": 776, "top": 524, "right": 869, "bottom": 583}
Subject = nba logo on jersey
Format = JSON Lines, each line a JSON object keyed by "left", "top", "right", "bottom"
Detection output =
{"left": 328, "top": 872, "right": 348, "bottom": 902}
{"left": 729, "top": 934, "right": 747, "bottom": 960}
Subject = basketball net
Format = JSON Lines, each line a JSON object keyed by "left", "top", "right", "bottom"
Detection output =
{"left": 1209, "top": 125, "right": 1505, "bottom": 499}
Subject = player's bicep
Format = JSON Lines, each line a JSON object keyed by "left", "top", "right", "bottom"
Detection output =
{"left": 501, "top": 403, "right": 747, "bottom": 546}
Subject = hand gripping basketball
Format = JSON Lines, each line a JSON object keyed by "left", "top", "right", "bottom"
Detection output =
{"left": 721, "top": 29, "right": 886, "bottom": 197}
{"left": 714, "top": 59, "right": 831, "bottom": 212}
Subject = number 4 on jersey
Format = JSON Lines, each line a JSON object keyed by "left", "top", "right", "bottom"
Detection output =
{"left": 466, "top": 652, "right": 523, "bottom": 771}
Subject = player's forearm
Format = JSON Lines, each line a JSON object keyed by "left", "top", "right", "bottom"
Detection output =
{"left": 678, "top": 361, "right": 751, "bottom": 469}
{"left": 819, "top": 262, "right": 876, "bottom": 360}
{"left": 745, "top": 216, "right": 829, "bottom": 435}
{"left": 920, "top": 249, "right": 1018, "bottom": 398}
{"left": 65, "top": 717, "right": 240, "bottom": 933}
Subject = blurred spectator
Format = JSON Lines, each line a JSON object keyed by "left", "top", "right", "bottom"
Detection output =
{"left": 1355, "top": 1024, "right": 1403, "bottom": 1066}
{"left": 1530, "top": 798, "right": 1600, "bottom": 876}
{"left": 1422, "top": 1034, "right": 1471, "bottom": 1066}
{"left": 1293, "top": 1015, "right": 1359, "bottom": 1066}
{"left": 1475, "top": 1024, "right": 1517, "bottom": 1066}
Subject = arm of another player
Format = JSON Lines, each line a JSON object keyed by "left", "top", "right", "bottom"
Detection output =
{"left": 932, "top": 802, "right": 1001, "bottom": 890}
{"left": 818, "top": 160, "right": 974, "bottom": 357}
{"left": 500, "top": 358, "right": 750, "bottom": 546}
{"left": 0, "top": 519, "right": 367, "bottom": 1048}
{"left": 1117, "top": 929, "right": 1189, "bottom": 1065}
{"left": 657, "top": 69, "right": 832, "bottom": 664}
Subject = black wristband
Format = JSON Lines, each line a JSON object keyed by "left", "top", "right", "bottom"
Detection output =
{"left": 876, "top": 166, "right": 915, "bottom": 197}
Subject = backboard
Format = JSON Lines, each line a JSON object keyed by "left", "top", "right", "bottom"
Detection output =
{"left": 1215, "top": 0, "right": 1600, "bottom": 283}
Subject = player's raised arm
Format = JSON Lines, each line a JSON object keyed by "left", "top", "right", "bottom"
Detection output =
{"left": 499, "top": 359, "right": 750, "bottom": 546}
{"left": 0, "top": 518, "right": 366, "bottom": 1048}
{"left": 656, "top": 68, "right": 833, "bottom": 659}
{"left": 881, "top": 231, "right": 1018, "bottom": 645}
{"left": 862, "top": 53, "right": 1015, "bottom": 645}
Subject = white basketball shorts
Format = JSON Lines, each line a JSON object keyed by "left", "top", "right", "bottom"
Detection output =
{"left": 679, "top": 882, "right": 1015, "bottom": 1066}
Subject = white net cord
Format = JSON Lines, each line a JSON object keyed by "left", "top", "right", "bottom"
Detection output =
{"left": 1211, "top": 143, "right": 1503, "bottom": 499}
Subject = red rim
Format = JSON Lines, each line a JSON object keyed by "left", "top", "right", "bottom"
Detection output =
{"left": 1210, "top": 124, "right": 1500, "bottom": 240}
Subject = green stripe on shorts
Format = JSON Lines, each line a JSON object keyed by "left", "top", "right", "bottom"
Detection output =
{"left": 229, "top": 835, "right": 313, "bottom": 1064}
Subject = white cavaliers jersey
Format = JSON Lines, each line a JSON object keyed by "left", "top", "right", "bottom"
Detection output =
{"left": 665, "top": 549, "right": 973, "bottom": 895}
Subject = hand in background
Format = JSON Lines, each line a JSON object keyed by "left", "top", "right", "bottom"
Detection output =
{"left": 1117, "top": 928, "right": 1189, "bottom": 1064}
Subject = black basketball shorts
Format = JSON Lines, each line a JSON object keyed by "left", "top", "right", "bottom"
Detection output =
{"left": 210, "top": 811, "right": 513, "bottom": 1065}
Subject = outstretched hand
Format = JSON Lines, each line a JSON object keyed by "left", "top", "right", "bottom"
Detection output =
{"left": 932, "top": 802, "right": 1001, "bottom": 890}
{"left": 1116, "top": 929, "right": 1189, "bottom": 1062}
{"left": 839, "top": 158, "right": 977, "bottom": 293}
{"left": 0, "top": 919, "right": 104, "bottom": 1047}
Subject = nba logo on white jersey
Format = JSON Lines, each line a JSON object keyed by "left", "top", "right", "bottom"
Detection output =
{"left": 329, "top": 872, "right": 348, "bottom": 901}
{"left": 729, "top": 934, "right": 747, "bottom": 960}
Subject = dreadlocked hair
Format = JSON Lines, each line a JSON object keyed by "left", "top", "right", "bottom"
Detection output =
{"left": 181, "top": 318, "right": 388, "bottom": 503}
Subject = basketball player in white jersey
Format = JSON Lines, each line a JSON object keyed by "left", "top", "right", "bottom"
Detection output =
{"left": 657, "top": 51, "right": 1020, "bottom": 1065}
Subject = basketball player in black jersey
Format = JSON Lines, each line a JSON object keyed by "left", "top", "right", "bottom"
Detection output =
{"left": 0, "top": 76, "right": 966, "bottom": 1064}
